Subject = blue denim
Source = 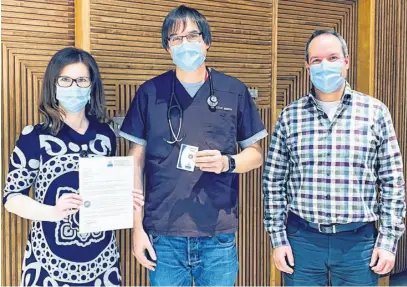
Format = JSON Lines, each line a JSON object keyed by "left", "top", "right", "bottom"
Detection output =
{"left": 284, "top": 218, "right": 379, "bottom": 286}
{"left": 148, "top": 234, "right": 238, "bottom": 286}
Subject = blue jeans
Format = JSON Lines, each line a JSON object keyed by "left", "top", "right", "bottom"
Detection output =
{"left": 148, "top": 234, "right": 238, "bottom": 286}
{"left": 284, "top": 218, "right": 379, "bottom": 286}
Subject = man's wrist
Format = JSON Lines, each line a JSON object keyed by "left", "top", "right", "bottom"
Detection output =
{"left": 222, "top": 155, "right": 229, "bottom": 172}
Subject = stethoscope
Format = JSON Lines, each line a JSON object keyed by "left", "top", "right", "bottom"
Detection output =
{"left": 163, "top": 68, "right": 217, "bottom": 144}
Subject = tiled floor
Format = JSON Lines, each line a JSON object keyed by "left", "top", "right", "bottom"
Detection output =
{"left": 390, "top": 272, "right": 407, "bottom": 286}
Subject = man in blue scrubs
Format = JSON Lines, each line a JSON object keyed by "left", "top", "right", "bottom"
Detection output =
{"left": 120, "top": 5, "right": 267, "bottom": 286}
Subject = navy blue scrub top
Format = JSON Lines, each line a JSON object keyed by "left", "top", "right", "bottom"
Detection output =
{"left": 120, "top": 68, "right": 267, "bottom": 237}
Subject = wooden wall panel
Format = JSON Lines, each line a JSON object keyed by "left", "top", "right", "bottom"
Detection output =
{"left": 108, "top": 82, "right": 152, "bottom": 286}
{"left": 238, "top": 108, "right": 272, "bottom": 286}
{"left": 1, "top": 1, "right": 75, "bottom": 286}
{"left": 1, "top": 0, "right": 275, "bottom": 286}
{"left": 4, "top": 0, "right": 407, "bottom": 286}
{"left": 90, "top": 1, "right": 274, "bottom": 285}
{"left": 90, "top": 0, "right": 273, "bottom": 109}
{"left": 374, "top": 0, "right": 407, "bottom": 275}
{"left": 277, "top": 0, "right": 358, "bottom": 112}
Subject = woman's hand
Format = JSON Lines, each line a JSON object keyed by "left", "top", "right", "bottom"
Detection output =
{"left": 53, "top": 193, "right": 83, "bottom": 221}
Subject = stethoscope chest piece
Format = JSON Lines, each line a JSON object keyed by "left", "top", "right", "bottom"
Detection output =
{"left": 207, "top": 94, "right": 218, "bottom": 111}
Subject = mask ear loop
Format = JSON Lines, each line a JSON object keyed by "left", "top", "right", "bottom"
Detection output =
{"left": 54, "top": 88, "right": 60, "bottom": 108}
{"left": 86, "top": 91, "right": 91, "bottom": 116}
{"left": 88, "top": 89, "right": 92, "bottom": 109}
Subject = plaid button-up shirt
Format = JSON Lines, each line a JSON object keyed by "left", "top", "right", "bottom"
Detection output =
{"left": 263, "top": 84, "right": 405, "bottom": 253}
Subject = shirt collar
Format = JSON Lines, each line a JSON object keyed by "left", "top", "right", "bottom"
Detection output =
{"left": 307, "top": 82, "right": 353, "bottom": 108}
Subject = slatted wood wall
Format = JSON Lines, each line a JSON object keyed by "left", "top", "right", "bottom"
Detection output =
{"left": 374, "top": 0, "right": 407, "bottom": 275}
{"left": 1, "top": 1, "right": 75, "bottom": 286}
{"left": 90, "top": 0, "right": 273, "bottom": 109}
{"left": 1, "top": 0, "right": 275, "bottom": 286}
{"left": 277, "top": 0, "right": 358, "bottom": 113}
{"left": 2, "top": 0, "right": 407, "bottom": 286}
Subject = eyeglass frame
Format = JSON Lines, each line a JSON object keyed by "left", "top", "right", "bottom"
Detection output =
{"left": 56, "top": 76, "right": 92, "bottom": 88}
{"left": 167, "top": 32, "right": 203, "bottom": 46}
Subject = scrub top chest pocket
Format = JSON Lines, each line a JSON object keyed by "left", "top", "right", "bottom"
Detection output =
{"left": 188, "top": 90, "right": 238, "bottom": 155}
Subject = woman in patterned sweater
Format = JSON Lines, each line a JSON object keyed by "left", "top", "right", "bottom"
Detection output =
{"left": 3, "top": 47, "right": 144, "bottom": 286}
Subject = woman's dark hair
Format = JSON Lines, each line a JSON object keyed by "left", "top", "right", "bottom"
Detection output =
{"left": 39, "top": 47, "right": 106, "bottom": 135}
{"left": 161, "top": 5, "right": 212, "bottom": 50}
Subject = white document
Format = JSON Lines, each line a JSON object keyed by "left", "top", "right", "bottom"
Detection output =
{"left": 79, "top": 156, "right": 134, "bottom": 234}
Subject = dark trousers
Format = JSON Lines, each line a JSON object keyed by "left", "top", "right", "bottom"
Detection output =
{"left": 284, "top": 215, "right": 379, "bottom": 286}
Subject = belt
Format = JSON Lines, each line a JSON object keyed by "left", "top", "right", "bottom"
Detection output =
{"left": 287, "top": 212, "right": 370, "bottom": 234}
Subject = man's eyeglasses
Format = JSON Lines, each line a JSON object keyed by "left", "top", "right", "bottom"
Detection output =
{"left": 168, "top": 32, "right": 203, "bottom": 46}
{"left": 57, "top": 76, "right": 91, "bottom": 88}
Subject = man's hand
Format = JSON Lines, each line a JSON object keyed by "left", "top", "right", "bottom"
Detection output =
{"left": 370, "top": 248, "right": 395, "bottom": 275}
{"left": 273, "top": 245, "right": 295, "bottom": 274}
{"left": 132, "top": 189, "right": 144, "bottom": 211}
{"left": 132, "top": 229, "right": 157, "bottom": 271}
{"left": 195, "top": 150, "right": 228, "bottom": 174}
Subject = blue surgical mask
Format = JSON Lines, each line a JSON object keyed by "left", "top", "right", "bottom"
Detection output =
{"left": 170, "top": 42, "right": 206, "bottom": 72}
{"left": 56, "top": 85, "right": 91, "bottom": 113}
{"left": 310, "top": 60, "right": 345, "bottom": 93}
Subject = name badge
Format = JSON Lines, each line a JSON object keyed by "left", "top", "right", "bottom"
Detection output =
{"left": 176, "top": 144, "right": 198, "bottom": 172}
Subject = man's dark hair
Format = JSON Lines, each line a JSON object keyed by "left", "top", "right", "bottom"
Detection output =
{"left": 161, "top": 5, "right": 212, "bottom": 50}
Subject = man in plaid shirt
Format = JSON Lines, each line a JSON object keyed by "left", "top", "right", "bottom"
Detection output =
{"left": 263, "top": 30, "right": 405, "bottom": 286}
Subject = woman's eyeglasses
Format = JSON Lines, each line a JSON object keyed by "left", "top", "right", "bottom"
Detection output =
{"left": 57, "top": 76, "right": 91, "bottom": 88}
